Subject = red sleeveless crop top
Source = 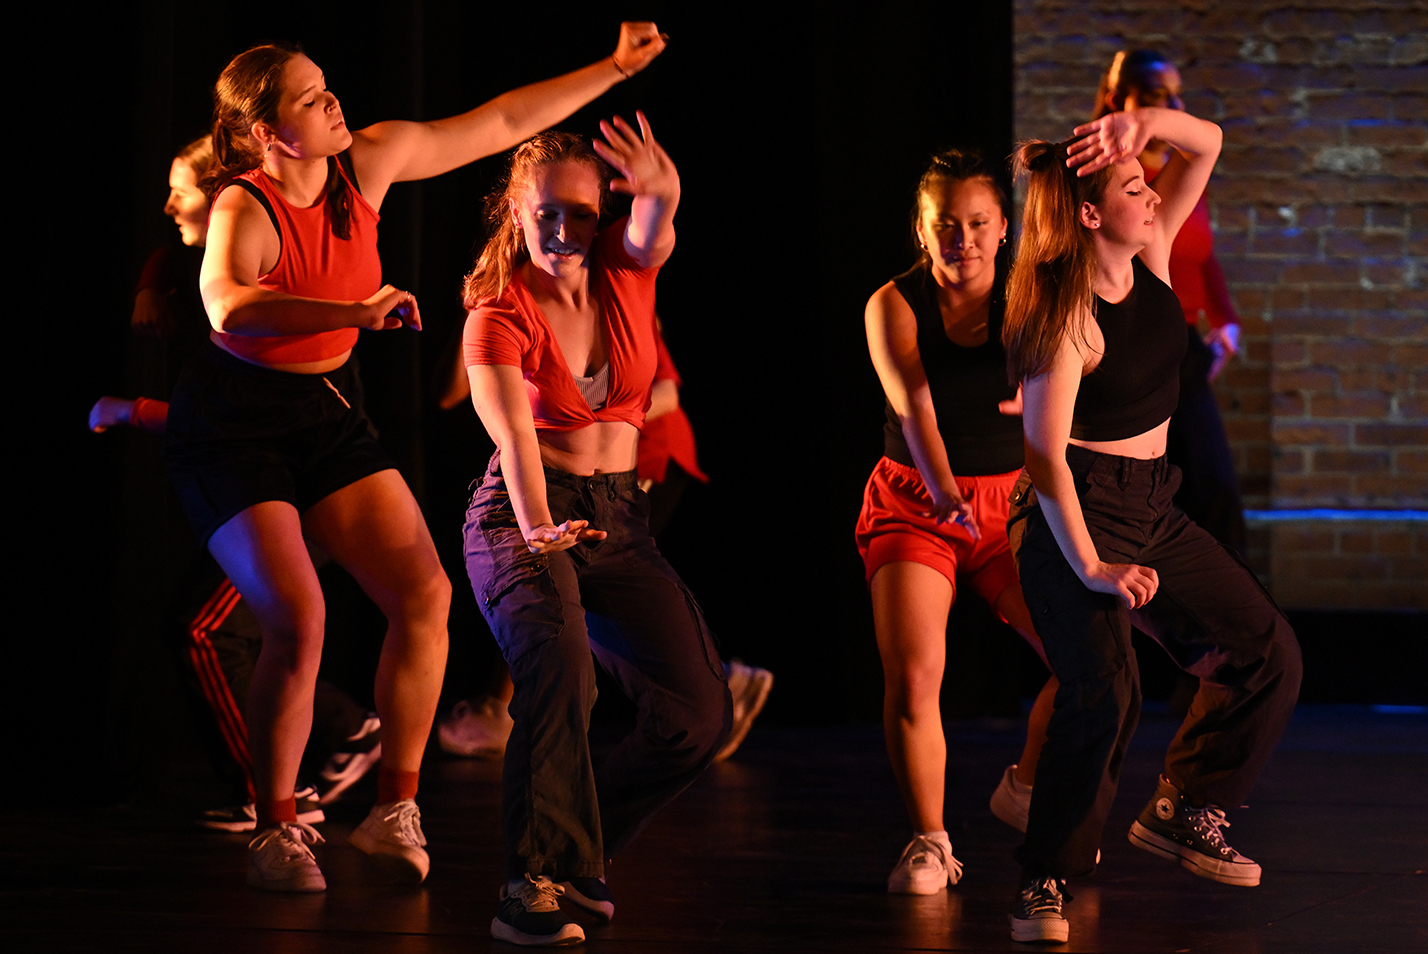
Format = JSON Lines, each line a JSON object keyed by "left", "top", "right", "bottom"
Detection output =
{"left": 213, "top": 156, "right": 382, "bottom": 365}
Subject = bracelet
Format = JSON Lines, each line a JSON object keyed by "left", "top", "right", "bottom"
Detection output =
{"left": 611, "top": 54, "right": 633, "bottom": 79}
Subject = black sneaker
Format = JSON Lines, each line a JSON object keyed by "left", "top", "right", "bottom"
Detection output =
{"left": 492, "top": 875, "right": 584, "bottom": 946}
{"left": 559, "top": 876, "right": 614, "bottom": 921}
{"left": 1128, "top": 775, "right": 1262, "bottom": 886}
{"left": 317, "top": 715, "right": 382, "bottom": 805}
{"left": 1009, "top": 873, "right": 1069, "bottom": 944}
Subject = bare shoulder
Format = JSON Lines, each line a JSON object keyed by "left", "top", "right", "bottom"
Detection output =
{"left": 866, "top": 279, "right": 915, "bottom": 328}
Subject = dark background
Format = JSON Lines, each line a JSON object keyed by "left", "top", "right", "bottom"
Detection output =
{"left": 14, "top": 2, "right": 1419, "bottom": 807}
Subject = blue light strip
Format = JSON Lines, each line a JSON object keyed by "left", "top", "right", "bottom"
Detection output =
{"left": 1244, "top": 509, "right": 1428, "bottom": 522}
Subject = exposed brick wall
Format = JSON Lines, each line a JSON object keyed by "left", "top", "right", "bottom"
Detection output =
{"left": 1014, "top": 0, "right": 1426, "bottom": 609}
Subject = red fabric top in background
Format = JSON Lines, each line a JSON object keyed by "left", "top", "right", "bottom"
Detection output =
{"left": 637, "top": 329, "right": 708, "bottom": 484}
{"left": 1149, "top": 167, "right": 1238, "bottom": 330}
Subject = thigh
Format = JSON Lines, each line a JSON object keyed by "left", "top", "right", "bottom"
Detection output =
{"left": 870, "top": 561, "right": 954, "bottom": 682}
{"left": 1133, "top": 514, "right": 1288, "bottom": 680}
{"left": 301, "top": 469, "right": 448, "bottom": 620}
{"left": 208, "top": 500, "right": 323, "bottom": 635}
{"left": 580, "top": 540, "right": 724, "bottom": 705}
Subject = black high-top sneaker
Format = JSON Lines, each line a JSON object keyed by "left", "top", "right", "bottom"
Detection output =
{"left": 1129, "top": 775, "right": 1262, "bottom": 886}
{"left": 1009, "top": 871, "right": 1069, "bottom": 944}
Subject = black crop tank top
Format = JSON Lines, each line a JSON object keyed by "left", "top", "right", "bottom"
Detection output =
{"left": 1071, "top": 256, "right": 1187, "bottom": 441}
{"left": 882, "top": 261, "right": 1024, "bottom": 475}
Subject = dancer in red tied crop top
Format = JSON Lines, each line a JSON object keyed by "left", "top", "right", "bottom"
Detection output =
{"left": 856, "top": 149, "right": 1058, "bottom": 899}
{"left": 461, "top": 122, "right": 729, "bottom": 947}
{"left": 1000, "top": 108, "right": 1300, "bottom": 943}
{"left": 164, "top": 25, "right": 668, "bottom": 896}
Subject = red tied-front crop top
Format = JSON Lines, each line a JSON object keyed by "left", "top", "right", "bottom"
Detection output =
{"left": 462, "top": 218, "right": 660, "bottom": 433}
{"left": 213, "top": 157, "right": 383, "bottom": 365}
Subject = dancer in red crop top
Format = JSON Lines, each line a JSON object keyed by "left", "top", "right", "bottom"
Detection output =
{"left": 461, "top": 123, "right": 729, "bottom": 947}
{"left": 164, "top": 25, "right": 668, "bottom": 896}
{"left": 999, "top": 108, "right": 1300, "bottom": 943}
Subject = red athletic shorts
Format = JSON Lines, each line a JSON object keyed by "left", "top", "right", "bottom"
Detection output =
{"left": 855, "top": 457, "right": 1022, "bottom": 606}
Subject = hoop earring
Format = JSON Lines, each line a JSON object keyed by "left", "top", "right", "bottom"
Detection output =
{"left": 998, "top": 235, "right": 1006, "bottom": 246}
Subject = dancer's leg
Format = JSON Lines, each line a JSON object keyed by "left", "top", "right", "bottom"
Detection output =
{"left": 208, "top": 501, "right": 325, "bottom": 818}
{"left": 871, "top": 561, "right": 954, "bottom": 833}
{"left": 303, "top": 469, "right": 451, "bottom": 783}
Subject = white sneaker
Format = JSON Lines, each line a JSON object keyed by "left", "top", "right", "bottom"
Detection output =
{"left": 438, "top": 697, "right": 514, "bottom": 759}
{"left": 990, "top": 764, "right": 1032, "bottom": 833}
{"left": 714, "top": 660, "right": 774, "bottom": 762}
{"left": 247, "top": 821, "right": 326, "bottom": 892}
{"left": 350, "top": 799, "right": 429, "bottom": 883}
{"left": 887, "top": 832, "right": 963, "bottom": 895}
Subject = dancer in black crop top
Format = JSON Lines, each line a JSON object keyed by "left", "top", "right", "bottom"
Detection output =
{"left": 858, "top": 150, "right": 1059, "bottom": 898}
{"left": 999, "top": 109, "right": 1300, "bottom": 943}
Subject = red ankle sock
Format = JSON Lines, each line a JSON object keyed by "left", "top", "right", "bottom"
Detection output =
{"left": 257, "top": 797, "right": 297, "bottom": 828}
{"left": 377, "top": 769, "right": 420, "bottom": 804}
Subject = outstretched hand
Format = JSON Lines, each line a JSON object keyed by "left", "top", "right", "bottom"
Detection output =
{"left": 360, "top": 285, "right": 422, "bottom": 331}
{"left": 89, "top": 396, "right": 134, "bottom": 433}
{"left": 525, "top": 519, "right": 607, "bottom": 555}
{"left": 1067, "top": 109, "right": 1159, "bottom": 177}
{"left": 612, "top": 22, "right": 668, "bottom": 76}
{"left": 593, "top": 112, "right": 678, "bottom": 199}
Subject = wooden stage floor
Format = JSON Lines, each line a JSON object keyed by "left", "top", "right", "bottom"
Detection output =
{"left": 5, "top": 705, "right": 1424, "bottom": 953}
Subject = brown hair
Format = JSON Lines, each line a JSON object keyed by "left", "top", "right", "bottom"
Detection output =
{"left": 1092, "top": 49, "right": 1173, "bottom": 119}
{"left": 1002, "top": 140, "right": 1116, "bottom": 381}
{"left": 203, "top": 43, "right": 354, "bottom": 239}
{"left": 461, "top": 132, "right": 612, "bottom": 309}
{"left": 176, "top": 134, "right": 215, "bottom": 178}
{"left": 909, "top": 148, "right": 1009, "bottom": 264}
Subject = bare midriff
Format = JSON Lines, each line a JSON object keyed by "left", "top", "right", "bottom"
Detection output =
{"left": 1070, "top": 418, "right": 1171, "bottom": 460}
{"left": 538, "top": 421, "right": 640, "bottom": 476}
{"left": 212, "top": 330, "right": 352, "bottom": 375}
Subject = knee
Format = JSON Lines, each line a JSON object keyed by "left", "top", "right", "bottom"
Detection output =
{"left": 884, "top": 660, "right": 942, "bottom": 719}
{"left": 392, "top": 568, "right": 452, "bottom": 637}
{"left": 256, "top": 605, "right": 325, "bottom": 679}
{"left": 1268, "top": 616, "right": 1303, "bottom": 696}
{"left": 659, "top": 677, "right": 730, "bottom": 769}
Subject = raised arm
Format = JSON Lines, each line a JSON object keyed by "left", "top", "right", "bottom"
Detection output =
{"left": 1066, "top": 107, "right": 1222, "bottom": 268}
{"left": 200, "top": 186, "right": 419, "bottom": 336}
{"left": 350, "top": 23, "right": 667, "bottom": 203}
{"left": 864, "top": 283, "right": 978, "bottom": 537}
{"left": 593, "top": 111, "right": 680, "bottom": 268}
{"left": 467, "top": 362, "right": 606, "bottom": 554}
{"left": 1021, "top": 319, "right": 1158, "bottom": 608}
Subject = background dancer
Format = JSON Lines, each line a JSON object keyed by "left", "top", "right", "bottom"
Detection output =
{"left": 857, "top": 149, "right": 1058, "bottom": 896}
{"left": 1002, "top": 107, "right": 1300, "bottom": 943}
{"left": 168, "top": 24, "right": 667, "bottom": 893}
{"left": 462, "top": 119, "right": 727, "bottom": 946}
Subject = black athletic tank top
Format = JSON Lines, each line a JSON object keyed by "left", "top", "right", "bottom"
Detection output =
{"left": 881, "top": 261, "right": 1024, "bottom": 475}
{"left": 1071, "top": 256, "right": 1187, "bottom": 441}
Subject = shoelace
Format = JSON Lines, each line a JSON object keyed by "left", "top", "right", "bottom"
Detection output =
{"left": 381, "top": 800, "right": 428, "bottom": 847}
{"left": 249, "top": 820, "right": 325, "bottom": 859}
{"left": 509, "top": 874, "right": 566, "bottom": 912}
{"left": 902, "top": 835, "right": 966, "bottom": 884}
{"left": 1186, "top": 805, "right": 1235, "bottom": 855}
{"left": 1020, "top": 877, "right": 1065, "bottom": 916}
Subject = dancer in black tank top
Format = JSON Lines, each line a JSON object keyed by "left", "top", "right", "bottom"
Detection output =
{"left": 999, "top": 107, "right": 1301, "bottom": 943}
{"left": 857, "top": 150, "right": 1058, "bottom": 898}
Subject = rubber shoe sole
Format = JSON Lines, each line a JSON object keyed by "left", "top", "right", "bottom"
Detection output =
{"left": 350, "top": 826, "right": 428, "bottom": 884}
{"left": 1129, "top": 820, "right": 1262, "bottom": 886}
{"left": 1009, "top": 912, "right": 1069, "bottom": 944}
{"left": 558, "top": 879, "right": 614, "bottom": 922}
{"left": 491, "top": 916, "right": 584, "bottom": 946}
{"left": 246, "top": 861, "right": 326, "bottom": 892}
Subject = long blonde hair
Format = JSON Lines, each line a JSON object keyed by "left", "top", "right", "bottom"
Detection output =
{"left": 461, "top": 132, "right": 611, "bottom": 309}
{"left": 1003, "top": 140, "right": 1115, "bottom": 381}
